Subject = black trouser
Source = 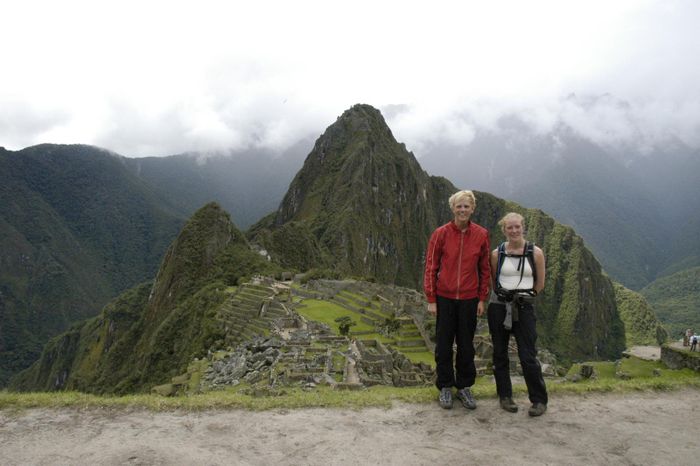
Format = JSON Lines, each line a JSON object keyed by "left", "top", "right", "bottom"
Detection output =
{"left": 434, "top": 295, "right": 478, "bottom": 390}
{"left": 487, "top": 301, "right": 548, "bottom": 405}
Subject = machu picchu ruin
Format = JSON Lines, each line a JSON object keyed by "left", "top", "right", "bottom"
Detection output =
{"left": 155, "top": 277, "right": 563, "bottom": 396}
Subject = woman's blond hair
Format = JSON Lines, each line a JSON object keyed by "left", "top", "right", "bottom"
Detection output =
{"left": 497, "top": 212, "right": 525, "bottom": 234}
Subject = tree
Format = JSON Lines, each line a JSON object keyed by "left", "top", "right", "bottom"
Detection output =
{"left": 335, "top": 316, "right": 356, "bottom": 336}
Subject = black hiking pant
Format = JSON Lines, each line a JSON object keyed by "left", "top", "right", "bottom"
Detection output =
{"left": 487, "top": 301, "right": 548, "bottom": 405}
{"left": 434, "top": 295, "right": 477, "bottom": 390}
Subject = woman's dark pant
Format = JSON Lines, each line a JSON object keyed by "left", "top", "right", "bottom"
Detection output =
{"left": 487, "top": 301, "right": 548, "bottom": 404}
{"left": 434, "top": 295, "right": 478, "bottom": 389}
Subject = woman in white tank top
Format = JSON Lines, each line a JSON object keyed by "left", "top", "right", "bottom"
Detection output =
{"left": 487, "top": 212, "right": 548, "bottom": 417}
{"left": 498, "top": 252, "right": 535, "bottom": 291}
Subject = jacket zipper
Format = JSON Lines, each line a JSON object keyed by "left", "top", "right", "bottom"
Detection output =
{"left": 456, "top": 230, "right": 464, "bottom": 299}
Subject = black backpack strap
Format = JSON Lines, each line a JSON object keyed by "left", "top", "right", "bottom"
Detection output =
{"left": 525, "top": 241, "right": 537, "bottom": 284}
{"left": 498, "top": 241, "right": 537, "bottom": 294}
{"left": 496, "top": 242, "right": 507, "bottom": 288}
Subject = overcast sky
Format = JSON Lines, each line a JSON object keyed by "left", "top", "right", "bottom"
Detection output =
{"left": 1, "top": 0, "right": 698, "bottom": 157}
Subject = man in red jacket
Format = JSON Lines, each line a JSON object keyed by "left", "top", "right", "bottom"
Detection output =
{"left": 424, "top": 190, "right": 491, "bottom": 409}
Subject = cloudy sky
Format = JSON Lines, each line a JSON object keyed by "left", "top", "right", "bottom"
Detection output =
{"left": 1, "top": 0, "right": 698, "bottom": 157}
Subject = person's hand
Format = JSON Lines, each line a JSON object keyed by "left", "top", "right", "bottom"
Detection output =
{"left": 427, "top": 302, "right": 437, "bottom": 316}
{"left": 477, "top": 300, "right": 486, "bottom": 317}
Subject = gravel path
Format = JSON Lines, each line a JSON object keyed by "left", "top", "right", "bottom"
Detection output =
{"left": 2, "top": 389, "right": 699, "bottom": 465}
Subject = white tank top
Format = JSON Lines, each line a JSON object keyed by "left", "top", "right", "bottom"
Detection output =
{"left": 498, "top": 255, "right": 534, "bottom": 290}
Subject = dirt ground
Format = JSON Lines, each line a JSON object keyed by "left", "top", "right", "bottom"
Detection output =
{"left": 626, "top": 345, "right": 661, "bottom": 360}
{"left": 2, "top": 389, "right": 699, "bottom": 465}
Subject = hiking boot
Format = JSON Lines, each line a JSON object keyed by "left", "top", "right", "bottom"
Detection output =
{"left": 528, "top": 402, "right": 547, "bottom": 417}
{"left": 438, "top": 387, "right": 453, "bottom": 409}
{"left": 499, "top": 397, "right": 518, "bottom": 413}
{"left": 456, "top": 387, "right": 477, "bottom": 409}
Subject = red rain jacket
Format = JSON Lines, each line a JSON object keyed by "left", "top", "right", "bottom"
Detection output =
{"left": 423, "top": 220, "right": 491, "bottom": 303}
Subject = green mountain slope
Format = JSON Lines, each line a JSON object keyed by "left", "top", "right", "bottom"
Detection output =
{"left": 10, "top": 203, "right": 281, "bottom": 393}
{"left": 613, "top": 283, "right": 668, "bottom": 347}
{"left": 641, "top": 266, "right": 700, "bottom": 339}
{"left": 0, "top": 144, "right": 183, "bottom": 385}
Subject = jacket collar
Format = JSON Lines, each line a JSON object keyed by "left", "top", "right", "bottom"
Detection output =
{"left": 449, "top": 220, "right": 471, "bottom": 232}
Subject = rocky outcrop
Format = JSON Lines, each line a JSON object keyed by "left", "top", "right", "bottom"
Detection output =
{"left": 660, "top": 345, "right": 700, "bottom": 371}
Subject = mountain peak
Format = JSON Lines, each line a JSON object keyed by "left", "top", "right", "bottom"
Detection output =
{"left": 335, "top": 103, "right": 389, "bottom": 129}
{"left": 323, "top": 103, "right": 397, "bottom": 153}
{"left": 272, "top": 104, "right": 421, "bottom": 226}
{"left": 149, "top": 202, "right": 242, "bottom": 309}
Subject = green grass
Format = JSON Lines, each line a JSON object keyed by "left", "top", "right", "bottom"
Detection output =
{"left": 618, "top": 357, "right": 665, "bottom": 378}
{"left": 296, "top": 299, "right": 376, "bottom": 334}
{"left": 3, "top": 371, "right": 700, "bottom": 411}
{"left": 296, "top": 298, "right": 434, "bottom": 366}
{"left": 566, "top": 361, "right": 618, "bottom": 379}
{"left": 564, "top": 356, "right": 699, "bottom": 390}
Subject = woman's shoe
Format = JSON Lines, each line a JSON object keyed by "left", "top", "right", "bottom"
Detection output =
{"left": 499, "top": 397, "right": 518, "bottom": 413}
{"left": 528, "top": 402, "right": 547, "bottom": 417}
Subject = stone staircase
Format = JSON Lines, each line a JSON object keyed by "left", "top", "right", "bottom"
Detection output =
{"left": 217, "top": 282, "right": 290, "bottom": 349}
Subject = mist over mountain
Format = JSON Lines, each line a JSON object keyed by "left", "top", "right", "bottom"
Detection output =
{"left": 416, "top": 117, "right": 699, "bottom": 290}
{"left": 122, "top": 137, "right": 313, "bottom": 229}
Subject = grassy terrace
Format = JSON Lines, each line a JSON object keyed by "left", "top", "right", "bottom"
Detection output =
{"left": 295, "top": 297, "right": 435, "bottom": 366}
{"left": 296, "top": 299, "right": 378, "bottom": 336}
{"left": 2, "top": 358, "right": 699, "bottom": 411}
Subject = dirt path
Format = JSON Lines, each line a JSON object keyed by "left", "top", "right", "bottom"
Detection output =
{"left": 2, "top": 389, "right": 699, "bottom": 465}
{"left": 625, "top": 345, "right": 661, "bottom": 360}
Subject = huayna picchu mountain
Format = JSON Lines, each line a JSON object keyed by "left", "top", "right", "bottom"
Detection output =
{"left": 10, "top": 104, "right": 663, "bottom": 394}
{"left": 249, "top": 104, "right": 455, "bottom": 287}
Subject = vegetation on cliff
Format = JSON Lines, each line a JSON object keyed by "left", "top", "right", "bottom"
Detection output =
{"left": 10, "top": 203, "right": 280, "bottom": 394}
{"left": 0, "top": 144, "right": 183, "bottom": 386}
{"left": 613, "top": 283, "right": 668, "bottom": 346}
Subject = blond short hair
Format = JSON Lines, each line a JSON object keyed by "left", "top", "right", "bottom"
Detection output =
{"left": 449, "top": 190, "right": 476, "bottom": 209}
{"left": 497, "top": 212, "right": 525, "bottom": 234}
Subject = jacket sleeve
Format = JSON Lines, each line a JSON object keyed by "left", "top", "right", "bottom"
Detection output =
{"left": 423, "top": 227, "right": 443, "bottom": 303}
{"left": 478, "top": 232, "right": 491, "bottom": 301}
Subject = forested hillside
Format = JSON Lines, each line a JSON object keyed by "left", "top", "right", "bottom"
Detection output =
{"left": 641, "top": 266, "right": 700, "bottom": 339}
{"left": 0, "top": 144, "right": 183, "bottom": 385}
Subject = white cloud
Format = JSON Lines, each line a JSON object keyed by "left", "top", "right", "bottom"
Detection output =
{"left": 1, "top": 0, "right": 699, "bottom": 156}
